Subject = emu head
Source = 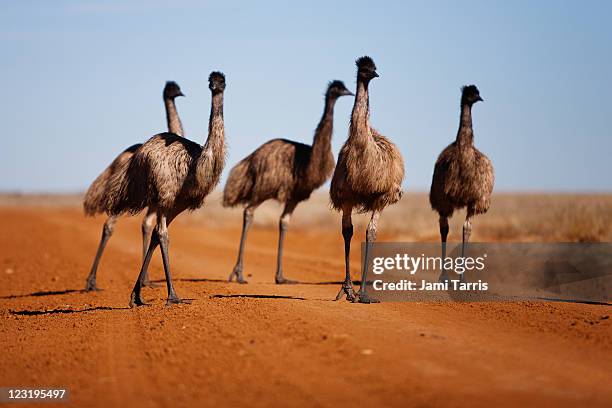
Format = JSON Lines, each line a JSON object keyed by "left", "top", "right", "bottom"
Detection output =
{"left": 163, "top": 81, "right": 185, "bottom": 99}
{"left": 209, "top": 71, "right": 226, "bottom": 94}
{"left": 356, "top": 56, "right": 379, "bottom": 82}
{"left": 327, "top": 80, "right": 354, "bottom": 99}
{"left": 461, "top": 85, "right": 483, "bottom": 106}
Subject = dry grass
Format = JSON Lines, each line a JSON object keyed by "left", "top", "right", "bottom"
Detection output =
{"left": 2, "top": 191, "right": 610, "bottom": 242}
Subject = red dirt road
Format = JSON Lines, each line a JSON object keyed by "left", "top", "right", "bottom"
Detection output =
{"left": 1, "top": 207, "right": 611, "bottom": 407}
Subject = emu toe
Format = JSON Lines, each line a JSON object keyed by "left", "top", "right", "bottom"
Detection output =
{"left": 166, "top": 296, "right": 192, "bottom": 306}
{"left": 335, "top": 284, "right": 356, "bottom": 302}
{"left": 354, "top": 291, "right": 380, "bottom": 304}
{"left": 275, "top": 277, "right": 298, "bottom": 285}
{"left": 129, "top": 292, "right": 149, "bottom": 308}
{"left": 84, "top": 279, "right": 101, "bottom": 292}
{"left": 85, "top": 284, "right": 101, "bottom": 292}
{"left": 229, "top": 267, "right": 247, "bottom": 284}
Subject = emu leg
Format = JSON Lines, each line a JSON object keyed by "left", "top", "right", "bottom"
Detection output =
{"left": 229, "top": 206, "right": 256, "bottom": 283}
{"left": 460, "top": 210, "right": 474, "bottom": 283}
{"left": 335, "top": 206, "right": 356, "bottom": 301}
{"left": 140, "top": 208, "right": 160, "bottom": 288}
{"left": 156, "top": 214, "right": 189, "bottom": 306}
{"left": 275, "top": 201, "right": 298, "bottom": 284}
{"left": 437, "top": 216, "right": 450, "bottom": 283}
{"left": 85, "top": 216, "right": 117, "bottom": 291}
{"left": 356, "top": 211, "right": 381, "bottom": 304}
{"left": 129, "top": 231, "right": 160, "bottom": 307}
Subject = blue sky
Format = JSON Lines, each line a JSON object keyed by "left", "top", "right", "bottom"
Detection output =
{"left": 1, "top": 0, "right": 610, "bottom": 192}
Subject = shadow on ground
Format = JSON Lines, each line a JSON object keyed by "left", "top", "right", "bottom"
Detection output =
{"left": 10, "top": 306, "right": 129, "bottom": 316}
{"left": 0, "top": 289, "right": 86, "bottom": 299}
{"left": 211, "top": 294, "right": 306, "bottom": 301}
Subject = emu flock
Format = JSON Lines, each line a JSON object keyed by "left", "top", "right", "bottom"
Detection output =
{"left": 83, "top": 56, "right": 494, "bottom": 306}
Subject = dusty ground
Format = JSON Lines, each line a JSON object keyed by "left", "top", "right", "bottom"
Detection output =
{"left": 0, "top": 196, "right": 611, "bottom": 407}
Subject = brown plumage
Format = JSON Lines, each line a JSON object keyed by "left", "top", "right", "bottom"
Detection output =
{"left": 223, "top": 80, "right": 353, "bottom": 284}
{"left": 104, "top": 72, "right": 226, "bottom": 306}
{"left": 82, "top": 81, "right": 185, "bottom": 291}
{"left": 429, "top": 85, "right": 494, "bottom": 281}
{"left": 330, "top": 56, "right": 405, "bottom": 303}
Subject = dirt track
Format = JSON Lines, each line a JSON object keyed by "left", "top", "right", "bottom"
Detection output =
{"left": 1, "top": 206, "right": 611, "bottom": 407}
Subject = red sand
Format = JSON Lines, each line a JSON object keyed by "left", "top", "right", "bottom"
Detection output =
{"left": 1, "top": 207, "right": 610, "bottom": 407}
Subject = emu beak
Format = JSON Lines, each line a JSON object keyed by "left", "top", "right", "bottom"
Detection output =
{"left": 178, "top": 92, "right": 185, "bottom": 97}
{"left": 477, "top": 95, "right": 483, "bottom": 102}
{"left": 344, "top": 90, "right": 355, "bottom": 96}
{"left": 373, "top": 71, "right": 379, "bottom": 78}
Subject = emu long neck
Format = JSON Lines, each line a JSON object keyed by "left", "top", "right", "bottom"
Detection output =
{"left": 164, "top": 97, "right": 184, "bottom": 137}
{"left": 196, "top": 91, "right": 226, "bottom": 189}
{"left": 306, "top": 96, "right": 336, "bottom": 182}
{"left": 456, "top": 103, "right": 473, "bottom": 146}
{"left": 204, "top": 93, "right": 225, "bottom": 153}
{"left": 311, "top": 96, "right": 335, "bottom": 156}
{"left": 349, "top": 79, "right": 371, "bottom": 143}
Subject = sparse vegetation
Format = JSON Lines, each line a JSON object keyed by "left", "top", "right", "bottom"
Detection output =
{"left": 2, "top": 192, "right": 610, "bottom": 242}
{"left": 199, "top": 192, "right": 612, "bottom": 243}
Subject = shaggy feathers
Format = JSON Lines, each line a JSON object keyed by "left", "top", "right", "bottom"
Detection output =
{"left": 328, "top": 80, "right": 346, "bottom": 89}
{"left": 461, "top": 84, "right": 479, "bottom": 96}
{"left": 105, "top": 73, "right": 226, "bottom": 217}
{"left": 84, "top": 81, "right": 185, "bottom": 217}
{"left": 356, "top": 56, "right": 376, "bottom": 71}
{"left": 330, "top": 56, "right": 404, "bottom": 213}
{"left": 331, "top": 130, "right": 404, "bottom": 213}
{"left": 209, "top": 71, "right": 225, "bottom": 82}
{"left": 223, "top": 80, "right": 348, "bottom": 208}
{"left": 107, "top": 134, "right": 223, "bottom": 215}
{"left": 429, "top": 84, "right": 494, "bottom": 217}
{"left": 83, "top": 144, "right": 140, "bottom": 216}
{"left": 223, "top": 139, "right": 322, "bottom": 207}
{"left": 430, "top": 144, "right": 493, "bottom": 217}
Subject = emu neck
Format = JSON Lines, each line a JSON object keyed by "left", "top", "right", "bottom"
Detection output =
{"left": 204, "top": 93, "right": 224, "bottom": 152}
{"left": 311, "top": 97, "right": 335, "bottom": 153}
{"left": 164, "top": 98, "right": 184, "bottom": 137}
{"left": 456, "top": 103, "right": 474, "bottom": 147}
{"left": 196, "top": 92, "right": 226, "bottom": 188}
{"left": 306, "top": 96, "right": 336, "bottom": 183}
{"left": 350, "top": 79, "right": 371, "bottom": 142}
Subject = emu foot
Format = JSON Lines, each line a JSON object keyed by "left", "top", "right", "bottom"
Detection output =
{"left": 129, "top": 291, "right": 149, "bottom": 308}
{"left": 84, "top": 279, "right": 101, "bottom": 292}
{"left": 354, "top": 291, "right": 380, "bottom": 304}
{"left": 275, "top": 276, "right": 298, "bottom": 285}
{"left": 335, "top": 284, "right": 356, "bottom": 302}
{"left": 166, "top": 295, "right": 192, "bottom": 306}
{"left": 228, "top": 266, "right": 247, "bottom": 284}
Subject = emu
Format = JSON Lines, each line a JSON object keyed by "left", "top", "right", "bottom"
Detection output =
{"left": 330, "top": 56, "right": 405, "bottom": 303}
{"left": 429, "top": 85, "right": 493, "bottom": 282}
{"left": 223, "top": 81, "right": 353, "bottom": 284}
{"left": 83, "top": 81, "right": 185, "bottom": 291}
{"left": 105, "top": 72, "right": 226, "bottom": 306}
